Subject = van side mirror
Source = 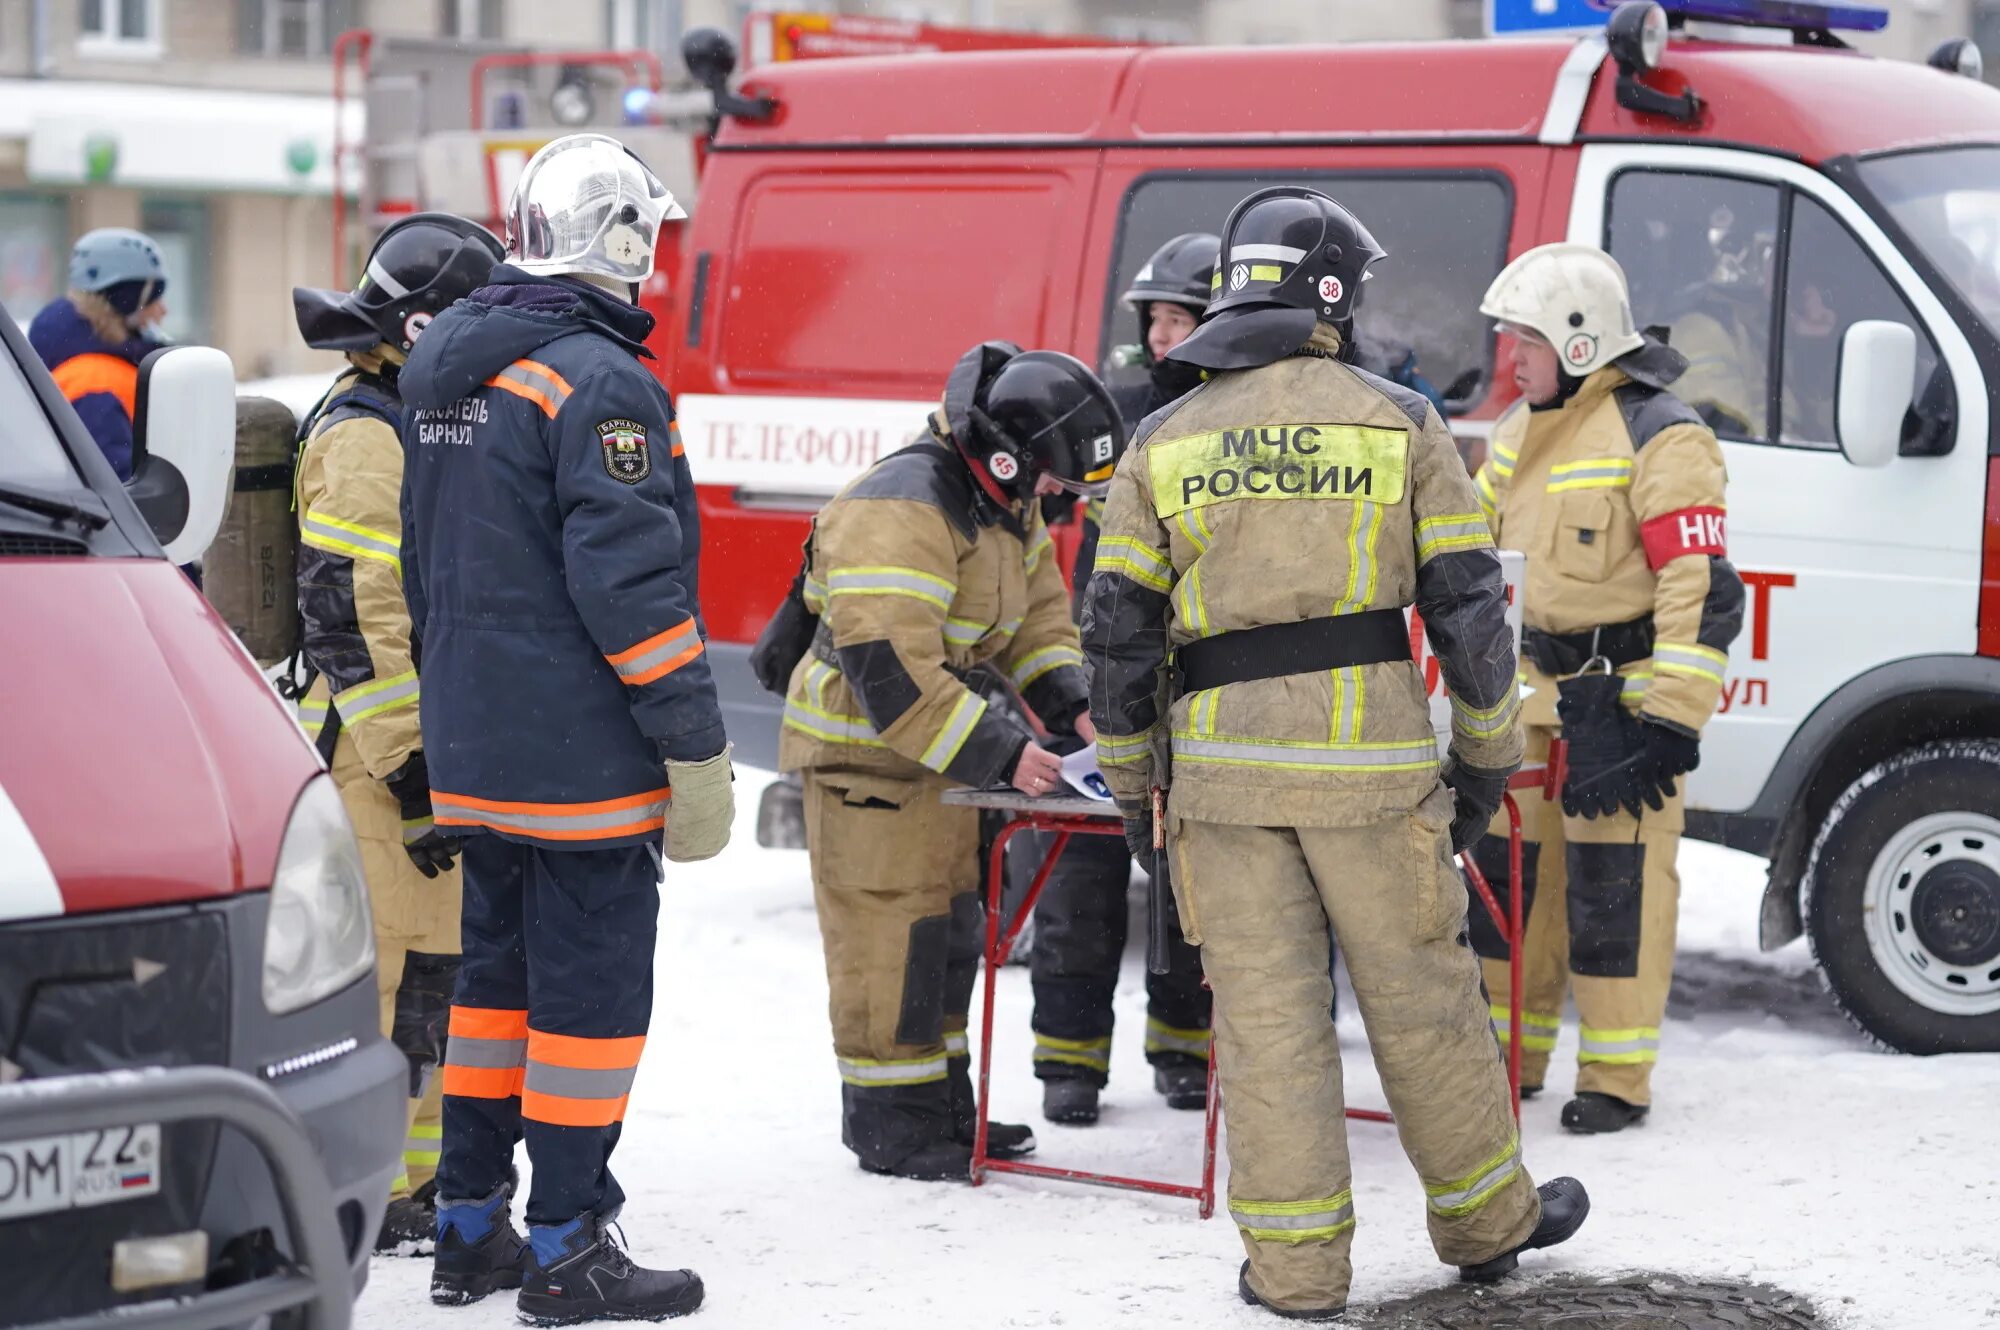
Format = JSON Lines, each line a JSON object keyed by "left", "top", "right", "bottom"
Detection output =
{"left": 127, "top": 346, "right": 235, "bottom": 563}
{"left": 1835, "top": 320, "right": 1916, "bottom": 469}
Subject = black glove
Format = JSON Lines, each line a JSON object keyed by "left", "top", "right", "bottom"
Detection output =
{"left": 1555, "top": 672, "right": 1651, "bottom": 820}
{"left": 386, "top": 752, "right": 459, "bottom": 880}
{"left": 1441, "top": 757, "right": 1513, "bottom": 855}
{"left": 1118, "top": 798, "right": 1153, "bottom": 863}
{"left": 1635, "top": 718, "right": 1701, "bottom": 809}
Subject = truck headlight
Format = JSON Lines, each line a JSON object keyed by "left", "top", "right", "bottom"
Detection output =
{"left": 261, "top": 775, "right": 375, "bottom": 1016}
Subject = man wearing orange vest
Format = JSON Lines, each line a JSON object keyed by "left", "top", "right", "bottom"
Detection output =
{"left": 28, "top": 229, "right": 170, "bottom": 481}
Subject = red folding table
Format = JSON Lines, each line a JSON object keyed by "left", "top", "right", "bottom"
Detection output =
{"left": 947, "top": 748, "right": 1562, "bottom": 1218}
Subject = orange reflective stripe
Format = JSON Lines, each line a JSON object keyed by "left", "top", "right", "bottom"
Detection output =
{"left": 51, "top": 353, "right": 138, "bottom": 417}
{"left": 486, "top": 372, "right": 559, "bottom": 419}
{"left": 528, "top": 1030, "right": 646, "bottom": 1071}
{"left": 432, "top": 787, "right": 671, "bottom": 843}
{"left": 449, "top": 1006, "right": 529, "bottom": 1039}
{"left": 669, "top": 422, "right": 685, "bottom": 457}
{"left": 443, "top": 1065, "right": 524, "bottom": 1099}
{"left": 521, "top": 1088, "right": 628, "bottom": 1128}
{"left": 515, "top": 358, "right": 573, "bottom": 398}
{"left": 606, "top": 619, "right": 704, "bottom": 687}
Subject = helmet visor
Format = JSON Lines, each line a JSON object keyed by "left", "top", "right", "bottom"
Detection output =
{"left": 1039, "top": 467, "right": 1114, "bottom": 500}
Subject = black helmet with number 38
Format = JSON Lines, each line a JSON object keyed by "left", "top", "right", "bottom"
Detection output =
{"left": 293, "top": 212, "right": 504, "bottom": 355}
{"left": 1169, "top": 186, "right": 1386, "bottom": 372}
{"left": 943, "top": 343, "right": 1125, "bottom": 505}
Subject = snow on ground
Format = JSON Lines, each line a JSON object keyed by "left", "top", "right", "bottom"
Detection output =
{"left": 357, "top": 769, "right": 2000, "bottom": 1329}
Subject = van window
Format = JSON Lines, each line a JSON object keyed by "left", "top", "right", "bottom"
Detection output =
{"left": 1608, "top": 171, "right": 1780, "bottom": 441}
{"left": 0, "top": 346, "right": 80, "bottom": 490}
{"left": 1103, "top": 174, "right": 1511, "bottom": 414}
{"left": 1608, "top": 169, "right": 1951, "bottom": 453}
{"left": 720, "top": 172, "right": 1078, "bottom": 399}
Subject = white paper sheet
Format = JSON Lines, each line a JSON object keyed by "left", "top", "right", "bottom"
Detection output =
{"left": 1060, "top": 743, "right": 1114, "bottom": 802}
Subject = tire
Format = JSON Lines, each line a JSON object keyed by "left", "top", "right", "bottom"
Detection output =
{"left": 1802, "top": 740, "right": 2000, "bottom": 1054}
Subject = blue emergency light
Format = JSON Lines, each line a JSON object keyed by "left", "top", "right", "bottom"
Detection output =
{"left": 1588, "top": 0, "right": 1888, "bottom": 30}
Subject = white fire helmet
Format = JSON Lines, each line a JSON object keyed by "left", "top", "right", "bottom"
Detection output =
{"left": 1479, "top": 242, "right": 1645, "bottom": 378}
{"left": 505, "top": 133, "right": 688, "bottom": 283}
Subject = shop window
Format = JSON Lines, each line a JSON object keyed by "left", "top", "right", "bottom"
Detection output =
{"left": 238, "top": 0, "right": 356, "bottom": 58}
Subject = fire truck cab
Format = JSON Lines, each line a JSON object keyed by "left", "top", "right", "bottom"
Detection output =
{"left": 672, "top": 0, "right": 2000, "bottom": 1056}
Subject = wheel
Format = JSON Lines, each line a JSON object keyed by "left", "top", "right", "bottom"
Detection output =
{"left": 1802, "top": 740, "right": 2000, "bottom": 1053}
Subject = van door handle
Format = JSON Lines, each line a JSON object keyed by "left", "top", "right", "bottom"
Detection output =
{"left": 686, "top": 252, "right": 712, "bottom": 349}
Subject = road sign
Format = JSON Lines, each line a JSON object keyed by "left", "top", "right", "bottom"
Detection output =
{"left": 1487, "top": 0, "right": 1608, "bottom": 35}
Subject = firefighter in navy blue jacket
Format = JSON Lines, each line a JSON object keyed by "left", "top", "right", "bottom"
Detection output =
{"left": 400, "top": 135, "right": 725, "bottom": 1325}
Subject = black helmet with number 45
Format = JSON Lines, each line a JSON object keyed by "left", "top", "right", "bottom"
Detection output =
{"left": 293, "top": 212, "right": 504, "bottom": 355}
{"left": 1169, "top": 186, "right": 1386, "bottom": 372}
{"left": 944, "top": 343, "right": 1125, "bottom": 505}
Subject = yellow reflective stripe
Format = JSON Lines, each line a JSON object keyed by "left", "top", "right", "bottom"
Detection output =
{"left": 1489, "top": 1005, "right": 1560, "bottom": 1052}
{"left": 1426, "top": 1133, "right": 1522, "bottom": 1217}
{"left": 1173, "top": 732, "right": 1437, "bottom": 773}
{"left": 944, "top": 616, "right": 989, "bottom": 647}
{"left": 1097, "top": 729, "right": 1153, "bottom": 766}
{"left": 1415, "top": 511, "right": 1493, "bottom": 562}
{"left": 1143, "top": 1016, "right": 1211, "bottom": 1059}
{"left": 921, "top": 692, "right": 986, "bottom": 773}
{"left": 1191, "top": 689, "right": 1220, "bottom": 737}
{"left": 803, "top": 576, "right": 828, "bottom": 613}
{"left": 1096, "top": 536, "right": 1173, "bottom": 593}
{"left": 1025, "top": 528, "right": 1053, "bottom": 572}
{"left": 782, "top": 693, "right": 887, "bottom": 747}
{"left": 1490, "top": 443, "right": 1518, "bottom": 479}
{"left": 1335, "top": 500, "right": 1383, "bottom": 614}
{"left": 826, "top": 566, "right": 956, "bottom": 610}
{"left": 838, "top": 1052, "right": 948, "bottom": 1087}
{"left": 1033, "top": 1031, "right": 1111, "bottom": 1070}
{"left": 1175, "top": 558, "right": 1212, "bottom": 637}
{"left": 1546, "top": 458, "right": 1633, "bottom": 493}
{"left": 1620, "top": 668, "right": 1653, "bottom": 701}
{"left": 297, "top": 698, "right": 329, "bottom": 738}
{"left": 1230, "top": 1191, "right": 1356, "bottom": 1243}
{"left": 1012, "top": 644, "right": 1084, "bottom": 691}
{"left": 1174, "top": 508, "right": 1210, "bottom": 554}
{"left": 1475, "top": 469, "right": 1498, "bottom": 527}
{"left": 1452, "top": 688, "right": 1520, "bottom": 740}
{"left": 333, "top": 670, "right": 419, "bottom": 724}
{"left": 1578, "top": 1024, "right": 1661, "bottom": 1063}
{"left": 300, "top": 509, "right": 402, "bottom": 570}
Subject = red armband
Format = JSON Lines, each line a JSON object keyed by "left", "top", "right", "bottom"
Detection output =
{"left": 1641, "top": 506, "right": 1726, "bottom": 570}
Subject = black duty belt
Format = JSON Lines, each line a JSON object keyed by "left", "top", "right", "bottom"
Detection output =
{"left": 1522, "top": 615, "right": 1655, "bottom": 677}
{"left": 1171, "top": 609, "right": 1411, "bottom": 696}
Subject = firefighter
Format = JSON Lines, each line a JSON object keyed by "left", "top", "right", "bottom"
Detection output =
{"left": 289, "top": 211, "right": 503, "bottom": 1254}
{"left": 780, "top": 342, "right": 1120, "bottom": 1180}
{"left": 1028, "top": 234, "right": 1217, "bottom": 1126}
{"left": 28, "top": 228, "right": 169, "bottom": 482}
{"left": 1082, "top": 186, "right": 1588, "bottom": 1319}
{"left": 1469, "top": 243, "right": 1746, "bottom": 1134}
{"left": 400, "top": 135, "right": 730, "bottom": 1323}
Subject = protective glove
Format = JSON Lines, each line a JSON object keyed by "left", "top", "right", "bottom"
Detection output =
{"left": 664, "top": 745, "right": 735, "bottom": 864}
{"left": 1117, "top": 798, "right": 1153, "bottom": 863}
{"left": 1555, "top": 671, "right": 1651, "bottom": 820}
{"left": 385, "top": 752, "right": 459, "bottom": 880}
{"left": 1634, "top": 718, "right": 1701, "bottom": 811}
{"left": 1440, "top": 756, "right": 1515, "bottom": 855}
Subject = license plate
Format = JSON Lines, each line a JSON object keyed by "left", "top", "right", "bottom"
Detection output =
{"left": 0, "top": 1125, "right": 162, "bottom": 1220}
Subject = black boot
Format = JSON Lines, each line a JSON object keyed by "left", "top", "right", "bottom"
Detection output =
{"left": 947, "top": 1055, "right": 1036, "bottom": 1160}
{"left": 376, "top": 1179, "right": 437, "bottom": 1255}
{"left": 1238, "top": 1261, "right": 1345, "bottom": 1321}
{"left": 1153, "top": 1063, "right": 1208, "bottom": 1111}
{"left": 430, "top": 1184, "right": 529, "bottom": 1306}
{"left": 1458, "top": 1176, "right": 1590, "bottom": 1283}
{"left": 1042, "top": 1078, "right": 1100, "bottom": 1125}
{"left": 860, "top": 1139, "right": 974, "bottom": 1181}
{"left": 1562, "top": 1091, "right": 1648, "bottom": 1133}
{"left": 1518, "top": 1083, "right": 1543, "bottom": 1100}
{"left": 844, "top": 1082, "right": 973, "bottom": 1181}
{"left": 518, "top": 1215, "right": 704, "bottom": 1325}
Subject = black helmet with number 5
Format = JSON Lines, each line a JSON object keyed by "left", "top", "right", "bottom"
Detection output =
{"left": 1168, "top": 186, "right": 1386, "bottom": 372}
{"left": 944, "top": 344, "right": 1125, "bottom": 505}
{"left": 293, "top": 212, "right": 504, "bottom": 355}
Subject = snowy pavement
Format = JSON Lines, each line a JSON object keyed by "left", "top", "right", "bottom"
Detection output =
{"left": 356, "top": 770, "right": 2000, "bottom": 1329}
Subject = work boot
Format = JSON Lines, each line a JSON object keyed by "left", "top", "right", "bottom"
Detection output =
{"left": 1561, "top": 1092, "right": 1649, "bottom": 1134}
{"left": 1519, "top": 1083, "right": 1543, "bottom": 1101}
{"left": 946, "top": 1055, "right": 1036, "bottom": 1159}
{"left": 517, "top": 1215, "right": 704, "bottom": 1325}
{"left": 1458, "top": 1176, "right": 1591, "bottom": 1283}
{"left": 1238, "top": 1261, "right": 1345, "bottom": 1321}
{"left": 859, "top": 1139, "right": 973, "bottom": 1182}
{"left": 1154, "top": 1063, "right": 1208, "bottom": 1111}
{"left": 1042, "top": 1078, "right": 1100, "bottom": 1125}
{"left": 430, "top": 1184, "right": 529, "bottom": 1306}
{"left": 376, "top": 1179, "right": 438, "bottom": 1255}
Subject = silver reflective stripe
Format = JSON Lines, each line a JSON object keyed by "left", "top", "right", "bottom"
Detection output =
{"left": 1547, "top": 463, "right": 1631, "bottom": 485}
{"left": 1229, "top": 243, "right": 1307, "bottom": 264}
{"left": 1229, "top": 1200, "right": 1355, "bottom": 1233}
{"left": 446, "top": 1035, "right": 527, "bottom": 1070}
{"left": 365, "top": 256, "right": 410, "bottom": 299}
{"left": 611, "top": 620, "right": 700, "bottom": 682}
{"left": 944, "top": 1032, "right": 968, "bottom": 1057}
{"left": 782, "top": 696, "right": 883, "bottom": 744}
{"left": 943, "top": 617, "right": 989, "bottom": 647}
{"left": 826, "top": 568, "right": 956, "bottom": 604}
{"left": 921, "top": 693, "right": 986, "bottom": 773}
{"left": 402, "top": 818, "right": 433, "bottom": 846}
{"left": 334, "top": 671, "right": 420, "bottom": 722}
{"left": 432, "top": 796, "right": 668, "bottom": 835}
{"left": 1579, "top": 1033, "right": 1660, "bottom": 1056}
{"left": 1428, "top": 1145, "right": 1522, "bottom": 1214}
{"left": 524, "top": 1062, "right": 639, "bottom": 1101}
{"left": 302, "top": 512, "right": 401, "bottom": 562}
{"left": 838, "top": 1056, "right": 948, "bottom": 1084}
{"left": 494, "top": 360, "right": 572, "bottom": 411}
{"left": 1452, "top": 692, "right": 1520, "bottom": 739}
{"left": 1145, "top": 1022, "right": 1210, "bottom": 1058}
{"left": 1172, "top": 735, "right": 1438, "bottom": 769}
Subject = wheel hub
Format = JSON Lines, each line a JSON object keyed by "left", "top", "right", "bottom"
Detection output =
{"left": 1909, "top": 861, "right": 2000, "bottom": 967}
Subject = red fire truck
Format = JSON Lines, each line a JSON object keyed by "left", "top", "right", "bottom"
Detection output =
{"left": 668, "top": 0, "right": 2000, "bottom": 1057}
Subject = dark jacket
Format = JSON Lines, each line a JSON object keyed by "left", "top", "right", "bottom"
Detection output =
{"left": 398, "top": 266, "right": 724, "bottom": 849}
{"left": 28, "top": 297, "right": 163, "bottom": 481}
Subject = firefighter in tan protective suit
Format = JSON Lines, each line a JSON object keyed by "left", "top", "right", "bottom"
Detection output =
{"left": 781, "top": 343, "right": 1123, "bottom": 1181}
{"left": 1470, "top": 243, "right": 1747, "bottom": 1134}
{"left": 289, "top": 213, "right": 504, "bottom": 1251}
{"left": 1082, "top": 186, "right": 1588, "bottom": 1320}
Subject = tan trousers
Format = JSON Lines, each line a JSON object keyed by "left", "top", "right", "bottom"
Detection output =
{"left": 802, "top": 768, "right": 980, "bottom": 1088}
{"left": 332, "top": 737, "right": 462, "bottom": 1199}
{"left": 1174, "top": 785, "right": 1539, "bottom": 1314}
{"left": 1476, "top": 724, "right": 1683, "bottom": 1105}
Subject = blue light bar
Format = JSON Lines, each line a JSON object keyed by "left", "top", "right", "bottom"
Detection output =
{"left": 1587, "top": 0, "right": 1889, "bottom": 31}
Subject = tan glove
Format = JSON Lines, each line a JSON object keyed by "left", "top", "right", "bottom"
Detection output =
{"left": 664, "top": 745, "right": 735, "bottom": 864}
